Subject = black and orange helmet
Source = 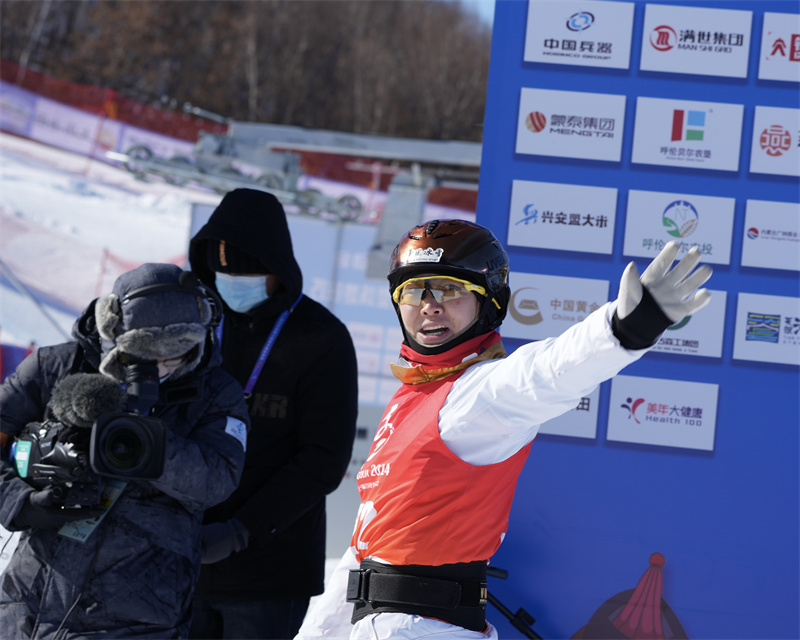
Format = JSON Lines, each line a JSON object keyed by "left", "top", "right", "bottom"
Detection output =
{"left": 388, "top": 219, "right": 510, "bottom": 351}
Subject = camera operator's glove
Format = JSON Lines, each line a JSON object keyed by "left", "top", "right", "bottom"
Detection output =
{"left": 201, "top": 518, "right": 250, "bottom": 564}
{"left": 614, "top": 241, "right": 712, "bottom": 350}
{"left": 12, "top": 488, "right": 104, "bottom": 530}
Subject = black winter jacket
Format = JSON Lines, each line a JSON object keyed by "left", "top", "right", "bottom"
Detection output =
{"left": 189, "top": 191, "right": 358, "bottom": 600}
{"left": 0, "top": 303, "right": 249, "bottom": 639}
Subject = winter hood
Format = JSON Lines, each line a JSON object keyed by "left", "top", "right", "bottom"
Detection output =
{"left": 189, "top": 189, "right": 303, "bottom": 312}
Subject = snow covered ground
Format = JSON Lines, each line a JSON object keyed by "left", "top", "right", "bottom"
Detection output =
{"left": 0, "top": 132, "right": 221, "bottom": 348}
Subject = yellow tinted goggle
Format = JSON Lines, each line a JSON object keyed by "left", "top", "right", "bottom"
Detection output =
{"left": 392, "top": 276, "right": 487, "bottom": 306}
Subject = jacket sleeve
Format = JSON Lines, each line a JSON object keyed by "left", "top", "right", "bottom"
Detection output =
{"left": 0, "top": 349, "right": 57, "bottom": 529}
{"left": 148, "top": 370, "right": 250, "bottom": 513}
{"left": 235, "top": 322, "right": 358, "bottom": 539}
{"left": 440, "top": 302, "right": 652, "bottom": 464}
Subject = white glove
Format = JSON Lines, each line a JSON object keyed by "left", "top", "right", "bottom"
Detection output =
{"left": 618, "top": 241, "right": 712, "bottom": 323}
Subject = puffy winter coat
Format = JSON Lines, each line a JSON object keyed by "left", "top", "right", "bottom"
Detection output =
{"left": 0, "top": 302, "right": 249, "bottom": 639}
{"left": 189, "top": 189, "right": 358, "bottom": 600}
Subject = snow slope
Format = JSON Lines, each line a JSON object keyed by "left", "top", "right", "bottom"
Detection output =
{"left": 1, "top": 132, "right": 224, "bottom": 347}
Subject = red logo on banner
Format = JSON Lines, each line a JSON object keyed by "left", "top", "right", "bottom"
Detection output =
{"left": 525, "top": 111, "right": 547, "bottom": 133}
{"left": 650, "top": 25, "right": 677, "bottom": 51}
{"left": 760, "top": 125, "right": 792, "bottom": 157}
{"left": 769, "top": 34, "right": 800, "bottom": 61}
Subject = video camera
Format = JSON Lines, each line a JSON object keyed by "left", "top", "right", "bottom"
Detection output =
{"left": 13, "top": 360, "right": 167, "bottom": 507}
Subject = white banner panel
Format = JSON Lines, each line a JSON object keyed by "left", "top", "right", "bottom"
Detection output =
{"left": 507, "top": 179, "right": 617, "bottom": 255}
{"left": 650, "top": 290, "right": 726, "bottom": 358}
{"left": 503, "top": 271, "right": 609, "bottom": 341}
{"left": 524, "top": 0, "right": 634, "bottom": 69}
{"left": 623, "top": 189, "right": 734, "bottom": 265}
{"left": 742, "top": 200, "right": 800, "bottom": 272}
{"left": 758, "top": 12, "right": 800, "bottom": 83}
{"left": 29, "top": 97, "right": 123, "bottom": 159}
{"left": 631, "top": 96, "right": 744, "bottom": 172}
{"left": 516, "top": 87, "right": 626, "bottom": 162}
{"left": 733, "top": 292, "right": 800, "bottom": 366}
{"left": 608, "top": 375, "right": 719, "bottom": 451}
{"left": 0, "top": 81, "right": 35, "bottom": 135}
{"left": 539, "top": 386, "right": 600, "bottom": 440}
{"left": 639, "top": 3, "right": 752, "bottom": 78}
{"left": 749, "top": 105, "right": 800, "bottom": 177}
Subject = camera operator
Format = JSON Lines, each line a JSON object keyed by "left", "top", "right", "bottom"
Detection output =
{"left": 0, "top": 263, "right": 250, "bottom": 639}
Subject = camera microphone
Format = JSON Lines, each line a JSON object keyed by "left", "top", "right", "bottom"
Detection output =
{"left": 49, "top": 373, "right": 127, "bottom": 428}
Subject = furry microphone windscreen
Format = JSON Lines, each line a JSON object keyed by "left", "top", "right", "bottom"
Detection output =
{"left": 49, "top": 373, "right": 128, "bottom": 428}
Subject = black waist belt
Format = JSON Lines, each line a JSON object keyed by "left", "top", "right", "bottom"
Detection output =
{"left": 346, "top": 559, "right": 488, "bottom": 632}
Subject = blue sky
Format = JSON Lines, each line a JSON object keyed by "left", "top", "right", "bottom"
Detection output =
{"left": 459, "top": 0, "right": 496, "bottom": 26}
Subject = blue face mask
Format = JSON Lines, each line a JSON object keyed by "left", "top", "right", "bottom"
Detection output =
{"left": 215, "top": 273, "right": 269, "bottom": 313}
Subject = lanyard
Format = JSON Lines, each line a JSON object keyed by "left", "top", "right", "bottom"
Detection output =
{"left": 216, "top": 293, "right": 303, "bottom": 396}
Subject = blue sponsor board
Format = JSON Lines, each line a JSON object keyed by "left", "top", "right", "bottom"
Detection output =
{"left": 479, "top": 1, "right": 799, "bottom": 638}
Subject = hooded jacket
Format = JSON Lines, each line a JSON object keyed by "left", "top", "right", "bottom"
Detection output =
{"left": 189, "top": 189, "right": 358, "bottom": 600}
{"left": 0, "top": 298, "right": 249, "bottom": 639}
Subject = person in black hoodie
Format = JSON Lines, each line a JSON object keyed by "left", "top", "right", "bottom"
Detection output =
{"left": 188, "top": 188, "right": 358, "bottom": 640}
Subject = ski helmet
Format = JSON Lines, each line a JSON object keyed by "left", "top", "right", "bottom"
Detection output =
{"left": 388, "top": 219, "right": 510, "bottom": 354}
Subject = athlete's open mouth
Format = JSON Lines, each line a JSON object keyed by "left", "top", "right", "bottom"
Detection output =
{"left": 420, "top": 325, "right": 448, "bottom": 337}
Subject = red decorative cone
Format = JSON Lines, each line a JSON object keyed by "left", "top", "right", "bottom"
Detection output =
{"left": 611, "top": 553, "right": 666, "bottom": 639}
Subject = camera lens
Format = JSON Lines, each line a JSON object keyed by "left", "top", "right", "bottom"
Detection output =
{"left": 90, "top": 413, "right": 165, "bottom": 480}
{"left": 100, "top": 419, "right": 152, "bottom": 475}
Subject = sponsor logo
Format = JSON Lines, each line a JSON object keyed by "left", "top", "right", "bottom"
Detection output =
{"left": 525, "top": 112, "right": 616, "bottom": 138}
{"left": 671, "top": 110, "right": 705, "bottom": 142}
{"left": 633, "top": 96, "right": 743, "bottom": 170}
{"left": 509, "top": 288, "right": 544, "bottom": 325}
{"left": 525, "top": 1, "right": 632, "bottom": 68}
{"left": 510, "top": 288, "right": 601, "bottom": 325}
{"left": 768, "top": 34, "right": 800, "bottom": 61}
{"left": 785, "top": 316, "right": 800, "bottom": 345}
{"left": 621, "top": 396, "right": 705, "bottom": 427}
{"left": 745, "top": 312, "right": 781, "bottom": 343}
{"left": 652, "top": 24, "right": 745, "bottom": 53}
{"left": 657, "top": 108, "right": 717, "bottom": 163}
{"left": 759, "top": 125, "right": 792, "bottom": 157}
{"left": 735, "top": 294, "right": 800, "bottom": 364}
{"left": 567, "top": 11, "right": 594, "bottom": 32}
{"left": 525, "top": 111, "right": 547, "bottom": 133}
{"left": 621, "top": 397, "right": 646, "bottom": 423}
{"left": 515, "top": 203, "right": 609, "bottom": 229}
{"left": 650, "top": 25, "right": 677, "bottom": 51}
{"left": 541, "top": 39, "right": 613, "bottom": 59}
{"left": 662, "top": 200, "right": 699, "bottom": 239}
{"left": 405, "top": 247, "right": 443, "bottom": 264}
{"left": 746, "top": 313, "right": 800, "bottom": 348}
{"left": 744, "top": 225, "right": 798, "bottom": 243}
{"left": 517, "top": 204, "right": 539, "bottom": 225}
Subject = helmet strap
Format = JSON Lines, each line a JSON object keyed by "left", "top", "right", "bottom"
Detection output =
{"left": 395, "top": 292, "right": 497, "bottom": 356}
